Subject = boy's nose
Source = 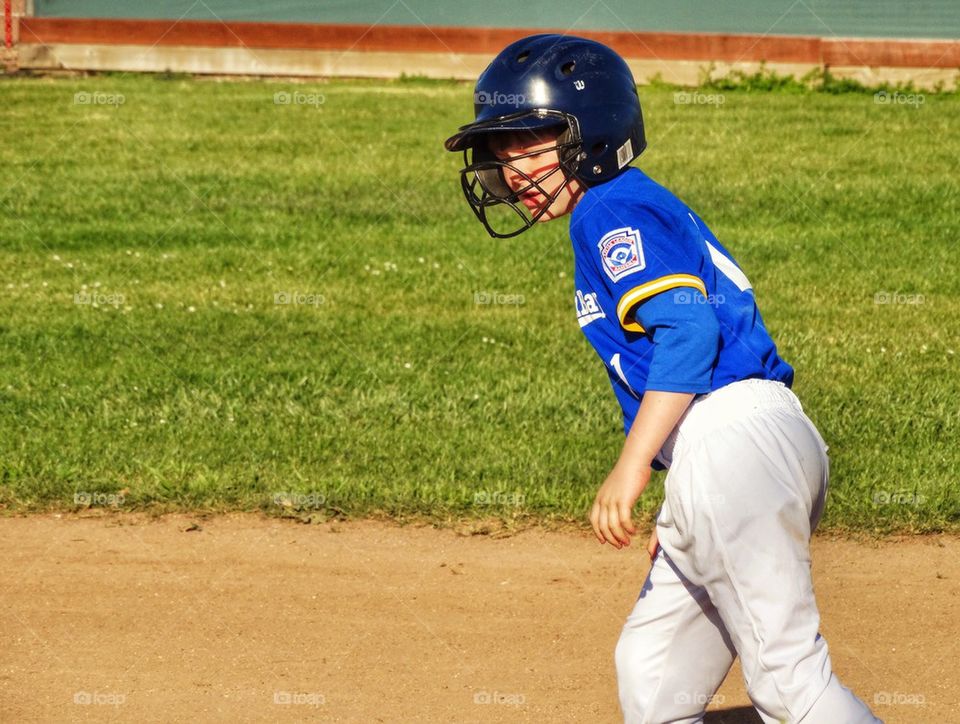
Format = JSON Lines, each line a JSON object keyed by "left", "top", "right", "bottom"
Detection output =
{"left": 505, "top": 169, "right": 526, "bottom": 189}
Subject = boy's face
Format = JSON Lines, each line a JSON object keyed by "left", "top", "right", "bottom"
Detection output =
{"left": 487, "top": 129, "right": 584, "bottom": 222}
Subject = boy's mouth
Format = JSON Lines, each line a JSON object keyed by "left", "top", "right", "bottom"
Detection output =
{"left": 519, "top": 189, "right": 544, "bottom": 209}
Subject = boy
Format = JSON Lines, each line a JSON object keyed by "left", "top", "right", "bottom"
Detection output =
{"left": 444, "top": 34, "right": 880, "bottom": 723}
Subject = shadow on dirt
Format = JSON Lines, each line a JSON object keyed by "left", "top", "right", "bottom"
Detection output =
{"left": 705, "top": 707, "right": 763, "bottom": 723}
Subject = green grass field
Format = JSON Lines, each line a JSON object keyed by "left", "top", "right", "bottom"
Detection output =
{"left": 0, "top": 73, "right": 957, "bottom": 532}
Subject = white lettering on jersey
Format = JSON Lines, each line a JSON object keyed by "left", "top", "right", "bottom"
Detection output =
{"left": 575, "top": 289, "right": 606, "bottom": 327}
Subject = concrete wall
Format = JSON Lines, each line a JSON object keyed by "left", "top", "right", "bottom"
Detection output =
{"left": 10, "top": 3, "right": 959, "bottom": 85}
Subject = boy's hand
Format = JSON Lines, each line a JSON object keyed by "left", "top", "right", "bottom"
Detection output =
{"left": 589, "top": 389, "right": 693, "bottom": 551}
{"left": 646, "top": 527, "right": 660, "bottom": 560}
{"left": 590, "top": 462, "right": 650, "bottom": 548}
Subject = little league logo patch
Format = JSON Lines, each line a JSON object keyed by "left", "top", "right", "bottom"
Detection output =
{"left": 597, "top": 227, "right": 645, "bottom": 282}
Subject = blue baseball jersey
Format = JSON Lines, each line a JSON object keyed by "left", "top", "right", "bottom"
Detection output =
{"left": 569, "top": 167, "right": 794, "bottom": 438}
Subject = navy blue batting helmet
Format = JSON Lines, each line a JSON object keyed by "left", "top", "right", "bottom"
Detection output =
{"left": 444, "top": 34, "right": 646, "bottom": 238}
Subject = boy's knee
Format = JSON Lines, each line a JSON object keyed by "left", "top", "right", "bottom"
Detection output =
{"left": 615, "top": 630, "right": 701, "bottom": 724}
{"left": 798, "top": 674, "right": 880, "bottom": 724}
{"left": 615, "top": 630, "right": 656, "bottom": 721}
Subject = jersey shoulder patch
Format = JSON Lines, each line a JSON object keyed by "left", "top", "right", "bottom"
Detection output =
{"left": 597, "top": 226, "right": 645, "bottom": 283}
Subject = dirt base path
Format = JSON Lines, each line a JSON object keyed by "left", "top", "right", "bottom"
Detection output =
{"left": 0, "top": 513, "right": 956, "bottom": 723}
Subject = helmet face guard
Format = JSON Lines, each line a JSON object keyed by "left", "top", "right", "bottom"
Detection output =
{"left": 455, "top": 110, "right": 583, "bottom": 238}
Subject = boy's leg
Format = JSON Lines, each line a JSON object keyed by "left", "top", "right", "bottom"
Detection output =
{"left": 615, "top": 547, "right": 736, "bottom": 724}
{"left": 657, "top": 400, "right": 879, "bottom": 724}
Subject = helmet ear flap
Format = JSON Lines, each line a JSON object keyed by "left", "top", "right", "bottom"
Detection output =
{"left": 470, "top": 144, "right": 514, "bottom": 199}
{"left": 556, "top": 127, "right": 582, "bottom": 173}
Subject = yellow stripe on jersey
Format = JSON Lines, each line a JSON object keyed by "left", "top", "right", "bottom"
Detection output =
{"left": 616, "top": 274, "right": 708, "bottom": 333}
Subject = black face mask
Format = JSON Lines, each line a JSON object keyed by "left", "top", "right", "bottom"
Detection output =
{"left": 455, "top": 111, "right": 584, "bottom": 238}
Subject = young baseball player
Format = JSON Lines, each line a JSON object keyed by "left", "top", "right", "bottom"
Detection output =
{"left": 445, "top": 34, "right": 881, "bottom": 724}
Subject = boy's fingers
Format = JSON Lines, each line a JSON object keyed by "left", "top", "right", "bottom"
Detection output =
{"left": 589, "top": 502, "right": 603, "bottom": 543}
{"left": 597, "top": 505, "right": 611, "bottom": 545}
{"left": 646, "top": 528, "right": 660, "bottom": 559}
{"left": 606, "top": 503, "right": 629, "bottom": 547}
{"left": 595, "top": 504, "right": 607, "bottom": 544}
{"left": 599, "top": 506, "right": 620, "bottom": 547}
{"left": 618, "top": 501, "right": 636, "bottom": 534}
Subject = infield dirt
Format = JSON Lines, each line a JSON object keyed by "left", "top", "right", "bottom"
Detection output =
{"left": 1, "top": 513, "right": 956, "bottom": 723}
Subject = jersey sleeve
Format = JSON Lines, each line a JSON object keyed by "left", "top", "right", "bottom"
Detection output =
{"left": 576, "top": 203, "right": 707, "bottom": 334}
{"left": 635, "top": 289, "right": 719, "bottom": 393}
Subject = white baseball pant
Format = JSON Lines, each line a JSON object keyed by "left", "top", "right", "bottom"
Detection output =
{"left": 615, "top": 378, "right": 881, "bottom": 723}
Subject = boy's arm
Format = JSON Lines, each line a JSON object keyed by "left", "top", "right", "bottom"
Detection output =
{"left": 590, "top": 390, "right": 694, "bottom": 548}
{"left": 589, "top": 288, "right": 720, "bottom": 549}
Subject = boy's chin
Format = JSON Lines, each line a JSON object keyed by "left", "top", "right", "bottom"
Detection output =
{"left": 535, "top": 204, "right": 572, "bottom": 222}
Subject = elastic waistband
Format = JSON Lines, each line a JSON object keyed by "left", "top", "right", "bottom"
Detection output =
{"left": 655, "top": 378, "right": 804, "bottom": 468}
